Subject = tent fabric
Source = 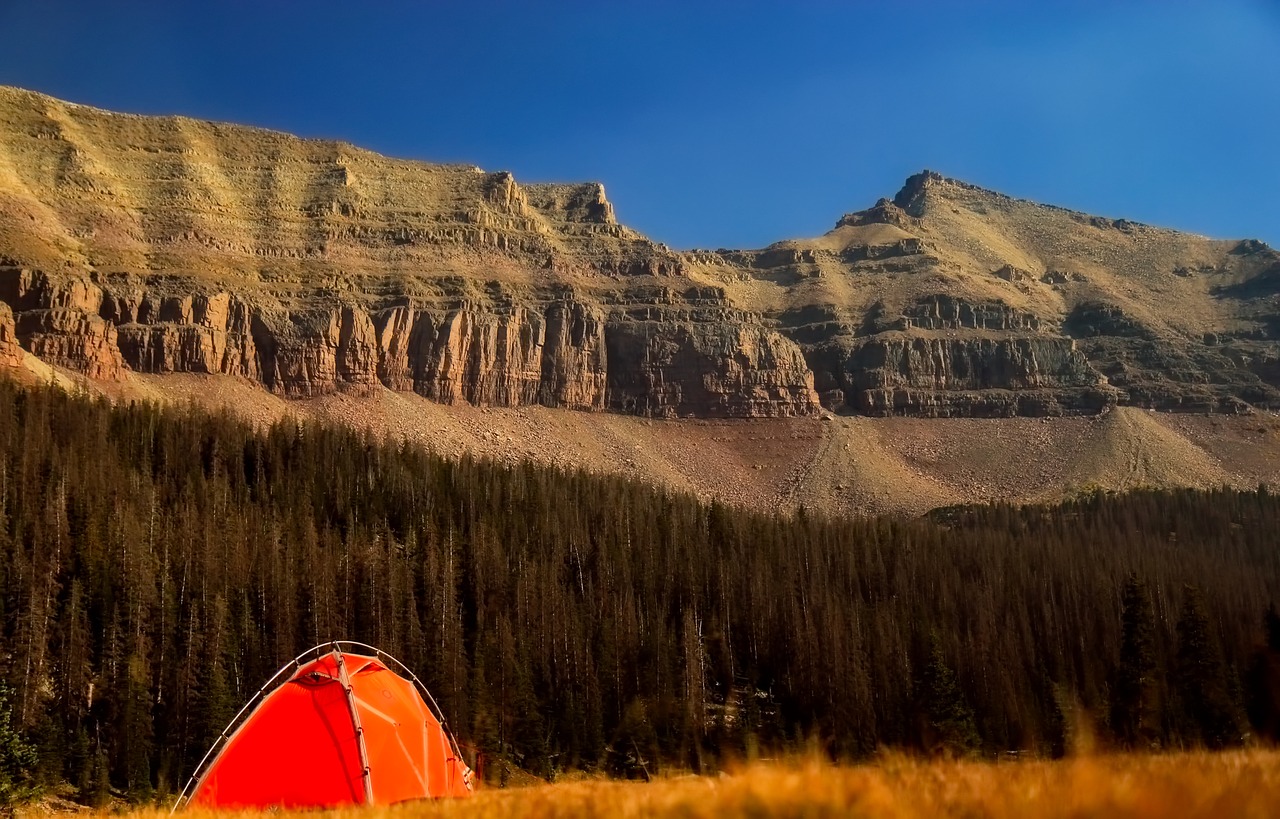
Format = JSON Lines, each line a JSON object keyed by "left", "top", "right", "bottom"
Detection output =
{"left": 184, "top": 645, "right": 473, "bottom": 808}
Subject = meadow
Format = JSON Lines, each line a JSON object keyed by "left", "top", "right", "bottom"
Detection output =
{"left": 91, "top": 751, "right": 1280, "bottom": 819}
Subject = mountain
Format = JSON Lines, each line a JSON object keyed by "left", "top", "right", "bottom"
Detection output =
{"left": 1, "top": 86, "right": 1278, "bottom": 514}
{"left": 0, "top": 86, "right": 813, "bottom": 418}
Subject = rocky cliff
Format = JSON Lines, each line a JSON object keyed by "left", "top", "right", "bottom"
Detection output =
{"left": 0, "top": 263, "right": 817, "bottom": 416}
{"left": 0, "top": 88, "right": 1277, "bottom": 418}
{"left": 729, "top": 172, "right": 1280, "bottom": 416}
{"left": 0, "top": 303, "right": 24, "bottom": 369}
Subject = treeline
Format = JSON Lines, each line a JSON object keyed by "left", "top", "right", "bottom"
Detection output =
{"left": 1, "top": 379, "right": 1279, "bottom": 801}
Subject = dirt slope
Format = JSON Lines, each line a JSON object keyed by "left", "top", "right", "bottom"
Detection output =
{"left": 85, "top": 370, "right": 1280, "bottom": 517}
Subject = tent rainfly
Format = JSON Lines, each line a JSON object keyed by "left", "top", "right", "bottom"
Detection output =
{"left": 174, "top": 642, "right": 474, "bottom": 809}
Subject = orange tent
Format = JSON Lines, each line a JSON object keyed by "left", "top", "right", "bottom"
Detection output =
{"left": 176, "top": 642, "right": 473, "bottom": 809}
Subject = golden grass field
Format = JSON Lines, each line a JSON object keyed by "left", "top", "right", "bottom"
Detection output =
{"left": 78, "top": 751, "right": 1280, "bottom": 819}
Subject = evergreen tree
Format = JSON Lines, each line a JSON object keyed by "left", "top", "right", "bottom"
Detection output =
{"left": 914, "top": 635, "right": 980, "bottom": 755}
{"left": 1111, "top": 574, "right": 1157, "bottom": 747}
{"left": 188, "top": 596, "right": 236, "bottom": 770}
{"left": 119, "top": 654, "right": 154, "bottom": 801}
{"left": 1245, "top": 604, "right": 1280, "bottom": 741}
{"left": 609, "top": 699, "right": 658, "bottom": 781}
{"left": 1174, "top": 587, "right": 1242, "bottom": 748}
{"left": 0, "top": 684, "right": 36, "bottom": 805}
{"left": 87, "top": 745, "right": 111, "bottom": 808}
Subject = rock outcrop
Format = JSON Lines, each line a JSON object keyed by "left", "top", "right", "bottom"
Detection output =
{"left": 0, "top": 260, "right": 817, "bottom": 415}
{"left": 837, "top": 335, "right": 1111, "bottom": 417}
{"left": 606, "top": 315, "right": 817, "bottom": 418}
{"left": 0, "top": 303, "right": 23, "bottom": 369}
{"left": 0, "top": 269, "right": 124, "bottom": 379}
{"left": 372, "top": 301, "right": 609, "bottom": 409}
{"left": 0, "top": 87, "right": 1278, "bottom": 417}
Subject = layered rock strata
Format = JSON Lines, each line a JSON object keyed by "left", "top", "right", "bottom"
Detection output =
{"left": 0, "top": 88, "right": 1278, "bottom": 417}
{"left": 0, "top": 263, "right": 817, "bottom": 416}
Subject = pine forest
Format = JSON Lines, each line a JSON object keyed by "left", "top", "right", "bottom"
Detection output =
{"left": 0, "top": 378, "right": 1278, "bottom": 802}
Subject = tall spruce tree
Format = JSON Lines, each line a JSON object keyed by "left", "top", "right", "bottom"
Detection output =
{"left": 1111, "top": 574, "right": 1157, "bottom": 747}
{"left": 1245, "top": 604, "right": 1280, "bottom": 741}
{"left": 914, "top": 634, "right": 980, "bottom": 755}
{"left": 1174, "top": 587, "right": 1242, "bottom": 748}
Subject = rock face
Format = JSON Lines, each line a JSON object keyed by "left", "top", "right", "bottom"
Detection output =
{"left": 0, "top": 87, "right": 1277, "bottom": 417}
{"left": 835, "top": 335, "right": 1111, "bottom": 417}
{"left": 0, "top": 303, "right": 23, "bottom": 369}
{"left": 0, "top": 269, "right": 125, "bottom": 379}
{"left": 372, "top": 301, "right": 609, "bottom": 409}
{"left": 23, "top": 266, "right": 818, "bottom": 415}
{"left": 606, "top": 315, "right": 817, "bottom": 417}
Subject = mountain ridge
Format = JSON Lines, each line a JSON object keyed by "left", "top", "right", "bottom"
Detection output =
{"left": 0, "top": 85, "right": 1278, "bottom": 424}
{"left": 888, "top": 168, "right": 1199, "bottom": 234}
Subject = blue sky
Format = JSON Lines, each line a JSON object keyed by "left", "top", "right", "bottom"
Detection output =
{"left": 0, "top": 1, "right": 1277, "bottom": 249}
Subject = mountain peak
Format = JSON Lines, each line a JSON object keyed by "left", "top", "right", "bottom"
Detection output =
{"left": 891, "top": 169, "right": 947, "bottom": 216}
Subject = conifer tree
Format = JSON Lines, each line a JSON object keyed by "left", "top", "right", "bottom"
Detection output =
{"left": 0, "top": 684, "right": 36, "bottom": 805}
{"left": 610, "top": 699, "right": 658, "bottom": 780}
{"left": 1111, "top": 574, "right": 1157, "bottom": 747}
{"left": 120, "top": 654, "right": 154, "bottom": 800}
{"left": 87, "top": 745, "right": 111, "bottom": 808}
{"left": 914, "top": 634, "right": 980, "bottom": 755}
{"left": 1174, "top": 587, "right": 1242, "bottom": 748}
{"left": 1245, "top": 604, "right": 1280, "bottom": 740}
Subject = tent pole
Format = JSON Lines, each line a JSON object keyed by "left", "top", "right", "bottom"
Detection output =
{"left": 335, "top": 647, "right": 375, "bottom": 805}
{"left": 171, "top": 654, "right": 305, "bottom": 813}
{"left": 371, "top": 647, "right": 471, "bottom": 780}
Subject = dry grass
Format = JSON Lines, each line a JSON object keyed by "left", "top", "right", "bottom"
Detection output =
{"left": 60, "top": 751, "right": 1280, "bottom": 819}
